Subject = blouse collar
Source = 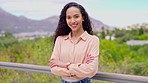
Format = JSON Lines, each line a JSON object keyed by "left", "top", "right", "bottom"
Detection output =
{"left": 64, "top": 31, "right": 89, "bottom": 41}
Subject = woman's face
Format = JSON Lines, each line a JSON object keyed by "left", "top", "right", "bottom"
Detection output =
{"left": 66, "top": 7, "right": 84, "bottom": 32}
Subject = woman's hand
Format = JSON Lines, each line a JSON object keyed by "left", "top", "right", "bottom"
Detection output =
{"left": 85, "top": 55, "right": 96, "bottom": 64}
{"left": 49, "top": 59, "right": 57, "bottom": 68}
{"left": 50, "top": 59, "right": 66, "bottom": 68}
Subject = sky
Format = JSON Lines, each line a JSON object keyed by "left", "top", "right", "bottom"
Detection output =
{"left": 0, "top": 0, "right": 148, "bottom": 27}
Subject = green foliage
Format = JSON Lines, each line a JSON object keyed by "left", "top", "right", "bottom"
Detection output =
{"left": 100, "top": 27, "right": 106, "bottom": 39}
{"left": 128, "top": 62, "right": 148, "bottom": 76}
{"left": 113, "top": 25, "right": 148, "bottom": 43}
{"left": 0, "top": 32, "right": 148, "bottom": 82}
{"left": 0, "top": 69, "right": 61, "bottom": 83}
{"left": 114, "top": 28, "right": 127, "bottom": 38}
{"left": 139, "top": 27, "right": 144, "bottom": 35}
{"left": 0, "top": 36, "right": 55, "bottom": 83}
{"left": 93, "top": 30, "right": 99, "bottom": 36}
{"left": 137, "top": 44, "right": 148, "bottom": 56}
{"left": 136, "top": 34, "right": 148, "bottom": 40}
{"left": 129, "top": 44, "right": 148, "bottom": 56}
{"left": 129, "top": 45, "right": 141, "bottom": 51}
{"left": 0, "top": 32, "right": 18, "bottom": 48}
{"left": 4, "top": 32, "right": 14, "bottom": 38}
{"left": 100, "top": 39, "right": 148, "bottom": 75}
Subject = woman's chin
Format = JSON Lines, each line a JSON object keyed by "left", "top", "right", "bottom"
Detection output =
{"left": 70, "top": 27, "right": 77, "bottom": 31}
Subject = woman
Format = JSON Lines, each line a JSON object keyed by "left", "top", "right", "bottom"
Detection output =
{"left": 50, "top": 2, "right": 99, "bottom": 83}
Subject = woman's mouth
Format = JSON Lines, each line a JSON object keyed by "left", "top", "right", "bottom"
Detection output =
{"left": 71, "top": 25, "right": 77, "bottom": 28}
{"left": 70, "top": 23, "right": 78, "bottom": 28}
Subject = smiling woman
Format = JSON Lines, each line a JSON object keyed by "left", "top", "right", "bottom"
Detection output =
{"left": 49, "top": 2, "right": 100, "bottom": 83}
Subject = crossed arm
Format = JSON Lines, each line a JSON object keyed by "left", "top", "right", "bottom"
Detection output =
{"left": 50, "top": 54, "right": 98, "bottom": 77}
{"left": 50, "top": 54, "right": 95, "bottom": 68}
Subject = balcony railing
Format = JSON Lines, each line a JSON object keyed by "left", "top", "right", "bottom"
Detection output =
{"left": 0, "top": 62, "right": 148, "bottom": 83}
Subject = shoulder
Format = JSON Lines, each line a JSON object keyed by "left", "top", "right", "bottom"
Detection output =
{"left": 56, "top": 35, "right": 67, "bottom": 41}
{"left": 87, "top": 35, "right": 100, "bottom": 48}
{"left": 88, "top": 35, "right": 100, "bottom": 42}
{"left": 57, "top": 35, "right": 66, "bottom": 39}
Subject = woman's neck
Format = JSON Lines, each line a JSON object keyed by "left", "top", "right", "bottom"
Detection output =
{"left": 71, "top": 29, "right": 84, "bottom": 38}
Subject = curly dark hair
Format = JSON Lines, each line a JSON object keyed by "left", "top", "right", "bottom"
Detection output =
{"left": 54, "top": 2, "right": 93, "bottom": 43}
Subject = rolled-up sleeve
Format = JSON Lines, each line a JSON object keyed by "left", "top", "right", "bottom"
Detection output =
{"left": 51, "top": 67, "right": 70, "bottom": 77}
{"left": 50, "top": 37, "right": 70, "bottom": 77}
{"left": 69, "top": 37, "right": 99, "bottom": 78}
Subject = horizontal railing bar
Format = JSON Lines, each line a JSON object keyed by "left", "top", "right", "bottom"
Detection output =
{"left": 0, "top": 62, "right": 51, "bottom": 74}
{"left": 93, "top": 72, "right": 148, "bottom": 83}
{"left": 0, "top": 62, "right": 148, "bottom": 83}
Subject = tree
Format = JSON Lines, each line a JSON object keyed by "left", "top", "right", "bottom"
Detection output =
{"left": 4, "top": 32, "right": 13, "bottom": 38}
{"left": 101, "top": 27, "right": 106, "bottom": 39}
{"left": 139, "top": 26, "right": 144, "bottom": 35}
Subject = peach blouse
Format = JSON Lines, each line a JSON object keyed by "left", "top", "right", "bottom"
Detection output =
{"left": 50, "top": 31, "right": 99, "bottom": 82}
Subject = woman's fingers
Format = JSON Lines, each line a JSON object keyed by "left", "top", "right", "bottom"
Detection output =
{"left": 50, "top": 59, "right": 57, "bottom": 68}
{"left": 86, "top": 55, "right": 96, "bottom": 64}
{"left": 50, "top": 59, "right": 65, "bottom": 68}
{"left": 86, "top": 59, "right": 94, "bottom": 64}
{"left": 50, "top": 63, "right": 57, "bottom": 68}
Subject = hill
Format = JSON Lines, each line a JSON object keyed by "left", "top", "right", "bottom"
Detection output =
{"left": 0, "top": 8, "right": 108, "bottom": 34}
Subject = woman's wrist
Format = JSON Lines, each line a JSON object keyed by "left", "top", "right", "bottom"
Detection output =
{"left": 65, "top": 62, "right": 71, "bottom": 70}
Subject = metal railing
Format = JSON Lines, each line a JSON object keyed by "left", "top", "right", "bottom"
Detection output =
{"left": 0, "top": 62, "right": 148, "bottom": 83}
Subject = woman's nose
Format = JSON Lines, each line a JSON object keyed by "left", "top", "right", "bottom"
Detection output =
{"left": 71, "top": 18, "right": 75, "bottom": 23}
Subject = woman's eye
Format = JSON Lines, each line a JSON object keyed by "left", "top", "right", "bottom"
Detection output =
{"left": 66, "top": 16, "right": 71, "bottom": 19}
{"left": 74, "top": 15, "right": 79, "bottom": 18}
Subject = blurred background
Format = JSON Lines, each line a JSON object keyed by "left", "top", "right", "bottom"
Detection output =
{"left": 0, "top": 0, "right": 148, "bottom": 83}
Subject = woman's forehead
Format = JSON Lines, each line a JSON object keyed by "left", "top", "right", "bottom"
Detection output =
{"left": 66, "top": 7, "right": 81, "bottom": 15}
